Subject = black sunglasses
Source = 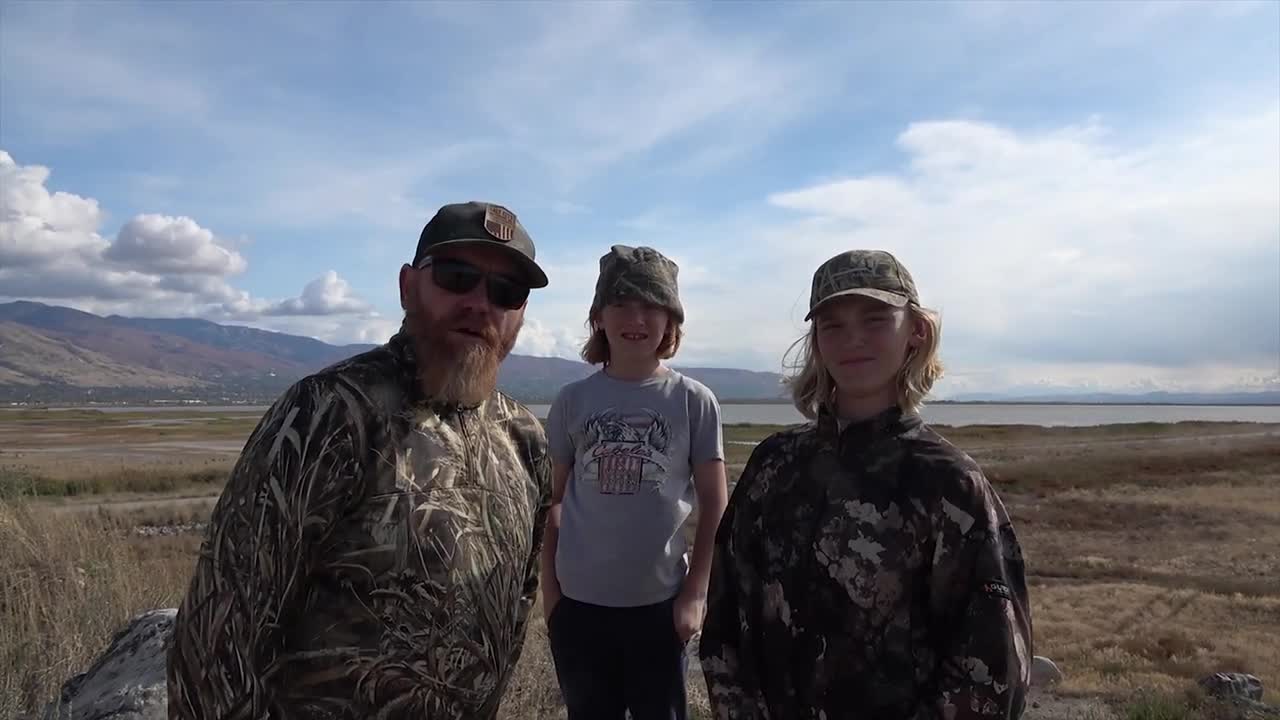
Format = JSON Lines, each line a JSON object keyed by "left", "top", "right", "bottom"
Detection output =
{"left": 420, "top": 257, "right": 530, "bottom": 310}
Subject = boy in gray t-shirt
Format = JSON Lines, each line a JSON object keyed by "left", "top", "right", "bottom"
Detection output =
{"left": 540, "top": 246, "right": 728, "bottom": 720}
{"left": 547, "top": 369, "right": 723, "bottom": 607}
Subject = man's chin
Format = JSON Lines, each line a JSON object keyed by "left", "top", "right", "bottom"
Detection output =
{"left": 417, "top": 342, "right": 501, "bottom": 406}
{"left": 444, "top": 334, "right": 494, "bottom": 355}
{"left": 403, "top": 313, "right": 518, "bottom": 406}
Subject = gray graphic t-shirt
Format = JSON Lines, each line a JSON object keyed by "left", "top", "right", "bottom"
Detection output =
{"left": 546, "top": 368, "right": 724, "bottom": 607}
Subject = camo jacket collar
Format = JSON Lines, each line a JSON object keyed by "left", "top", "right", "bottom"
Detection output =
{"left": 816, "top": 402, "right": 924, "bottom": 458}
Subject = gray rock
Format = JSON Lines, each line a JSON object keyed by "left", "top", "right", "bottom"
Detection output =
{"left": 131, "top": 522, "right": 206, "bottom": 538}
{"left": 1199, "top": 672, "right": 1265, "bottom": 703}
{"left": 42, "top": 609, "right": 175, "bottom": 720}
{"left": 1031, "top": 655, "right": 1064, "bottom": 687}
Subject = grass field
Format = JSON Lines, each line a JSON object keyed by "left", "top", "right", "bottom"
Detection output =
{"left": 2, "top": 409, "right": 1279, "bottom": 718}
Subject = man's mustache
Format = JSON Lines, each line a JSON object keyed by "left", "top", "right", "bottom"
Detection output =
{"left": 437, "top": 310, "right": 502, "bottom": 350}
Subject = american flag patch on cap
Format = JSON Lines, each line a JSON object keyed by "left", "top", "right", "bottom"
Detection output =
{"left": 483, "top": 205, "right": 517, "bottom": 242}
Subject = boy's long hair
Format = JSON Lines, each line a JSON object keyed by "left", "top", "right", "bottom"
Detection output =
{"left": 580, "top": 311, "right": 683, "bottom": 366}
{"left": 782, "top": 303, "right": 944, "bottom": 420}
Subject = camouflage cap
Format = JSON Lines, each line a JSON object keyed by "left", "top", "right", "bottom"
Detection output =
{"left": 804, "top": 249, "right": 918, "bottom": 320}
{"left": 590, "top": 245, "right": 685, "bottom": 323}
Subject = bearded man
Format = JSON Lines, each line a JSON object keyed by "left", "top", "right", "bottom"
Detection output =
{"left": 167, "top": 201, "right": 552, "bottom": 720}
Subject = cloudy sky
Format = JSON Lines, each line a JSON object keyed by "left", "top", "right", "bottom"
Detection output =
{"left": 1, "top": 1, "right": 1277, "bottom": 396}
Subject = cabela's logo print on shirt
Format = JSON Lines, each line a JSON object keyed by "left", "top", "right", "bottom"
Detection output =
{"left": 580, "top": 408, "right": 673, "bottom": 495}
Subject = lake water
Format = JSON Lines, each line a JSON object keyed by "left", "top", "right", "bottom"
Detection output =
{"left": 12, "top": 402, "right": 1280, "bottom": 427}
{"left": 532, "top": 403, "right": 1280, "bottom": 426}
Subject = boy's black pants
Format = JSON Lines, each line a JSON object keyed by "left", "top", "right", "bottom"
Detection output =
{"left": 547, "top": 595, "right": 689, "bottom": 720}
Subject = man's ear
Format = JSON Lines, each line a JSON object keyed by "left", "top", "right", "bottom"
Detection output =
{"left": 399, "top": 264, "right": 414, "bottom": 310}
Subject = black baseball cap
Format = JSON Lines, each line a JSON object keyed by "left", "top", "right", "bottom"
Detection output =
{"left": 412, "top": 201, "right": 549, "bottom": 288}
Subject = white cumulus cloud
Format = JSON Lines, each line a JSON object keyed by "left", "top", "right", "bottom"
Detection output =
{"left": 522, "top": 104, "right": 1278, "bottom": 393}
{"left": 0, "top": 150, "right": 109, "bottom": 269}
{"left": 264, "top": 271, "right": 374, "bottom": 316}
{"left": 242, "top": 314, "right": 402, "bottom": 347}
{"left": 514, "top": 316, "right": 585, "bottom": 360}
{"left": 760, "top": 105, "right": 1280, "bottom": 376}
{"left": 105, "top": 214, "right": 248, "bottom": 276}
{"left": 0, "top": 150, "right": 385, "bottom": 340}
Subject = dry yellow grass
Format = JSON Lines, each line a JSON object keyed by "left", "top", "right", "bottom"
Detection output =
{"left": 0, "top": 501, "right": 712, "bottom": 719}
{"left": 1032, "top": 582, "right": 1280, "bottom": 700}
{"left": 0, "top": 502, "right": 199, "bottom": 717}
{"left": 994, "top": 430, "right": 1280, "bottom": 708}
{"left": 1, "top": 463, "right": 230, "bottom": 500}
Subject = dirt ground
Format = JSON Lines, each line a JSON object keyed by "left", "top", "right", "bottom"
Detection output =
{"left": 1025, "top": 689, "right": 1117, "bottom": 720}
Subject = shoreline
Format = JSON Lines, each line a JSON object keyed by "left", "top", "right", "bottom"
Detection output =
{"left": 6, "top": 399, "right": 1279, "bottom": 410}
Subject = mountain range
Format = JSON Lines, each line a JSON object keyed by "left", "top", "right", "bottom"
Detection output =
{"left": 0, "top": 301, "right": 788, "bottom": 404}
{"left": 1, "top": 302, "right": 1275, "bottom": 407}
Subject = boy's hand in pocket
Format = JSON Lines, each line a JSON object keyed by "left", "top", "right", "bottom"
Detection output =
{"left": 673, "top": 589, "right": 705, "bottom": 643}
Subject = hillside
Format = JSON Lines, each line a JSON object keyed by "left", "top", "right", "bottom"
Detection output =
{"left": 0, "top": 302, "right": 310, "bottom": 378}
{"left": 0, "top": 322, "right": 209, "bottom": 391}
{"left": 110, "top": 314, "right": 375, "bottom": 368}
{"left": 0, "top": 302, "right": 787, "bottom": 404}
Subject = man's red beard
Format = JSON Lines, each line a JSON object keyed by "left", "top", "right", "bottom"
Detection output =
{"left": 405, "top": 307, "right": 520, "bottom": 407}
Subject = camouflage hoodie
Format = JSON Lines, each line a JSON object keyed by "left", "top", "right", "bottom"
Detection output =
{"left": 698, "top": 405, "right": 1032, "bottom": 720}
{"left": 167, "top": 330, "right": 551, "bottom": 720}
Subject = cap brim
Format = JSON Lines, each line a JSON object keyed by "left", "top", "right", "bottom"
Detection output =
{"left": 418, "top": 238, "right": 549, "bottom": 288}
{"left": 804, "top": 288, "right": 910, "bottom": 320}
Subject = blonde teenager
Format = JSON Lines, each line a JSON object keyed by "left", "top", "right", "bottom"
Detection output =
{"left": 699, "top": 249, "right": 1033, "bottom": 719}
{"left": 541, "top": 245, "right": 729, "bottom": 720}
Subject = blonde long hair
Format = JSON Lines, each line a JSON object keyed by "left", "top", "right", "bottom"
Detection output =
{"left": 782, "top": 303, "right": 944, "bottom": 420}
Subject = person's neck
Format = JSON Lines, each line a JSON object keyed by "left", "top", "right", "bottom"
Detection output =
{"left": 835, "top": 387, "right": 898, "bottom": 424}
{"left": 605, "top": 354, "right": 664, "bottom": 382}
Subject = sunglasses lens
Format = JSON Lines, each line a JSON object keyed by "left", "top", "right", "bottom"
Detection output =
{"left": 488, "top": 276, "right": 530, "bottom": 310}
{"left": 431, "top": 258, "right": 529, "bottom": 309}
{"left": 432, "top": 261, "right": 483, "bottom": 294}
